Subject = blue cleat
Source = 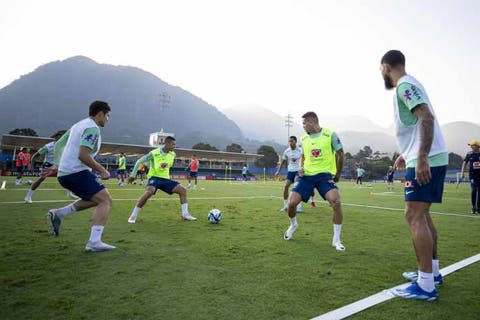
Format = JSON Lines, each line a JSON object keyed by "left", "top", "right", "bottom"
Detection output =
{"left": 47, "top": 210, "right": 62, "bottom": 236}
{"left": 392, "top": 282, "right": 438, "bottom": 301}
{"left": 402, "top": 271, "right": 443, "bottom": 286}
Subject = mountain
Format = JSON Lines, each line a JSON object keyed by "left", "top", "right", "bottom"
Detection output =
{"left": 0, "top": 56, "right": 243, "bottom": 148}
{"left": 223, "top": 104, "right": 304, "bottom": 144}
{"left": 441, "top": 121, "right": 480, "bottom": 156}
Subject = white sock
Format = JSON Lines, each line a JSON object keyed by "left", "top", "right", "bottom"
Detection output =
{"left": 333, "top": 224, "right": 342, "bottom": 244}
{"left": 55, "top": 203, "right": 77, "bottom": 218}
{"left": 296, "top": 203, "right": 302, "bottom": 211}
{"left": 131, "top": 206, "right": 141, "bottom": 218}
{"left": 284, "top": 199, "right": 288, "bottom": 208}
{"left": 289, "top": 216, "right": 297, "bottom": 226}
{"left": 181, "top": 203, "right": 188, "bottom": 215}
{"left": 417, "top": 270, "right": 435, "bottom": 292}
{"left": 432, "top": 259, "right": 440, "bottom": 277}
{"left": 310, "top": 196, "right": 315, "bottom": 202}
{"left": 88, "top": 225, "right": 104, "bottom": 243}
{"left": 26, "top": 189, "right": 34, "bottom": 199}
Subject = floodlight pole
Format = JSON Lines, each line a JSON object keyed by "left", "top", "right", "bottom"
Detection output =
{"left": 285, "top": 113, "right": 293, "bottom": 141}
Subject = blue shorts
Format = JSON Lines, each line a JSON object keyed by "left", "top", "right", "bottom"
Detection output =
{"left": 147, "top": 177, "right": 179, "bottom": 195}
{"left": 117, "top": 169, "right": 125, "bottom": 175}
{"left": 404, "top": 165, "right": 447, "bottom": 203}
{"left": 189, "top": 171, "right": 198, "bottom": 177}
{"left": 58, "top": 170, "right": 105, "bottom": 201}
{"left": 16, "top": 166, "right": 24, "bottom": 173}
{"left": 387, "top": 176, "right": 394, "bottom": 183}
{"left": 286, "top": 171, "right": 298, "bottom": 183}
{"left": 292, "top": 173, "right": 338, "bottom": 202}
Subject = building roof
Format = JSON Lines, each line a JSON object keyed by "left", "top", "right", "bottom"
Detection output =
{"left": 1, "top": 134, "right": 262, "bottom": 163}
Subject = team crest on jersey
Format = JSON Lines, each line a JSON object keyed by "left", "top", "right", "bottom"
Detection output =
{"left": 410, "top": 85, "right": 422, "bottom": 100}
{"left": 84, "top": 134, "right": 98, "bottom": 145}
{"left": 160, "top": 162, "right": 168, "bottom": 169}
{"left": 473, "top": 161, "right": 480, "bottom": 169}
{"left": 311, "top": 149, "right": 322, "bottom": 158}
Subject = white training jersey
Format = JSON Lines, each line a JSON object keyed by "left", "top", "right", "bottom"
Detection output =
{"left": 58, "top": 118, "right": 101, "bottom": 175}
{"left": 283, "top": 146, "right": 302, "bottom": 172}
{"left": 39, "top": 141, "right": 55, "bottom": 164}
{"left": 393, "top": 74, "right": 447, "bottom": 165}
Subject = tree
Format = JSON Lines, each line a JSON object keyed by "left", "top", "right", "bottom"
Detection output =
{"left": 225, "top": 143, "right": 243, "bottom": 153}
{"left": 192, "top": 143, "right": 219, "bottom": 151}
{"left": 254, "top": 145, "right": 278, "bottom": 168}
{"left": 448, "top": 152, "right": 463, "bottom": 170}
{"left": 9, "top": 128, "right": 38, "bottom": 136}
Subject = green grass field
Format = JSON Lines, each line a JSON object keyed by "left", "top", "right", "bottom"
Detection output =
{"left": 1, "top": 177, "right": 479, "bottom": 320}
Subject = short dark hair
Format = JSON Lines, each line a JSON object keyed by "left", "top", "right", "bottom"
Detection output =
{"left": 165, "top": 136, "right": 176, "bottom": 143}
{"left": 289, "top": 136, "right": 297, "bottom": 142}
{"left": 89, "top": 100, "right": 111, "bottom": 117}
{"left": 381, "top": 50, "right": 405, "bottom": 67}
{"left": 302, "top": 111, "right": 318, "bottom": 123}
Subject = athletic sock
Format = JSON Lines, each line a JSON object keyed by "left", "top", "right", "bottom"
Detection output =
{"left": 296, "top": 203, "right": 302, "bottom": 211}
{"left": 289, "top": 217, "right": 297, "bottom": 226}
{"left": 333, "top": 224, "right": 342, "bottom": 244}
{"left": 181, "top": 203, "right": 189, "bottom": 215}
{"left": 26, "top": 189, "right": 34, "bottom": 199}
{"left": 55, "top": 203, "right": 77, "bottom": 218}
{"left": 432, "top": 259, "right": 440, "bottom": 277}
{"left": 417, "top": 271, "right": 435, "bottom": 292}
{"left": 284, "top": 199, "right": 288, "bottom": 208}
{"left": 130, "top": 206, "right": 141, "bottom": 218}
{"left": 88, "top": 225, "right": 104, "bottom": 243}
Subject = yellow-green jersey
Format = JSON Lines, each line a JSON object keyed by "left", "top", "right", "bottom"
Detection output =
{"left": 118, "top": 156, "right": 126, "bottom": 170}
{"left": 301, "top": 128, "right": 343, "bottom": 176}
{"left": 131, "top": 148, "right": 175, "bottom": 179}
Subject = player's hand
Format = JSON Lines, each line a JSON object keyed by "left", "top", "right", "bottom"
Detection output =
{"left": 461, "top": 172, "right": 465, "bottom": 179}
{"left": 298, "top": 167, "right": 304, "bottom": 177}
{"left": 415, "top": 156, "right": 431, "bottom": 186}
{"left": 334, "top": 174, "right": 340, "bottom": 183}
{"left": 394, "top": 156, "right": 406, "bottom": 171}
{"left": 127, "top": 176, "right": 135, "bottom": 184}
{"left": 100, "top": 168, "right": 110, "bottom": 180}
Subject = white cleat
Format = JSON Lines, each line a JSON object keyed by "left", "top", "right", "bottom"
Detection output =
{"left": 279, "top": 207, "right": 287, "bottom": 212}
{"left": 332, "top": 241, "right": 346, "bottom": 251}
{"left": 283, "top": 223, "right": 298, "bottom": 240}
{"left": 24, "top": 198, "right": 32, "bottom": 204}
{"left": 127, "top": 215, "right": 137, "bottom": 224}
{"left": 85, "top": 241, "right": 116, "bottom": 252}
{"left": 182, "top": 214, "right": 197, "bottom": 221}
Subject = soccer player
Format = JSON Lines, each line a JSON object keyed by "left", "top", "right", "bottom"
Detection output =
{"left": 134, "top": 162, "right": 147, "bottom": 185}
{"left": 242, "top": 164, "right": 248, "bottom": 183}
{"left": 355, "top": 165, "right": 365, "bottom": 186}
{"left": 186, "top": 154, "right": 198, "bottom": 189}
{"left": 386, "top": 165, "right": 395, "bottom": 191}
{"left": 127, "top": 136, "right": 197, "bottom": 223}
{"left": 275, "top": 136, "right": 303, "bottom": 213}
{"left": 46, "top": 101, "right": 116, "bottom": 252}
{"left": 283, "top": 111, "right": 346, "bottom": 252}
{"left": 117, "top": 152, "right": 126, "bottom": 187}
{"left": 24, "top": 130, "right": 76, "bottom": 203}
{"left": 461, "top": 139, "right": 480, "bottom": 214}
{"left": 15, "top": 147, "right": 26, "bottom": 185}
{"left": 381, "top": 50, "right": 448, "bottom": 301}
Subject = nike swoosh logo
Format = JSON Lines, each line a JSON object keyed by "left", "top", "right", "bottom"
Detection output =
{"left": 405, "top": 190, "right": 414, "bottom": 195}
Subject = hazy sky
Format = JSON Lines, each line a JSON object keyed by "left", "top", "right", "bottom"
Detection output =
{"left": 0, "top": 0, "right": 479, "bottom": 127}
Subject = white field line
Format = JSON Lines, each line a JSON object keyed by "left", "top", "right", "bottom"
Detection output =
{"left": 311, "top": 253, "right": 480, "bottom": 320}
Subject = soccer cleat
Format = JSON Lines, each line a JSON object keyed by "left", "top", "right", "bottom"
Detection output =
{"left": 311, "top": 201, "right": 316, "bottom": 207}
{"left": 402, "top": 271, "right": 443, "bottom": 286}
{"left": 392, "top": 282, "right": 438, "bottom": 301}
{"left": 24, "top": 197, "right": 32, "bottom": 204}
{"left": 127, "top": 215, "right": 137, "bottom": 224}
{"left": 182, "top": 214, "right": 197, "bottom": 221}
{"left": 279, "top": 207, "right": 287, "bottom": 212}
{"left": 283, "top": 223, "right": 298, "bottom": 240}
{"left": 332, "top": 241, "right": 346, "bottom": 251}
{"left": 46, "top": 210, "right": 62, "bottom": 236}
{"left": 85, "top": 241, "right": 116, "bottom": 252}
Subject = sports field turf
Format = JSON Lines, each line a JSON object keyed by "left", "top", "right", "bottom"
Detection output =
{"left": 1, "top": 177, "right": 479, "bottom": 319}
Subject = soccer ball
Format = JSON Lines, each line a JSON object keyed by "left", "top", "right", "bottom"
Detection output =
{"left": 207, "top": 209, "right": 222, "bottom": 224}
